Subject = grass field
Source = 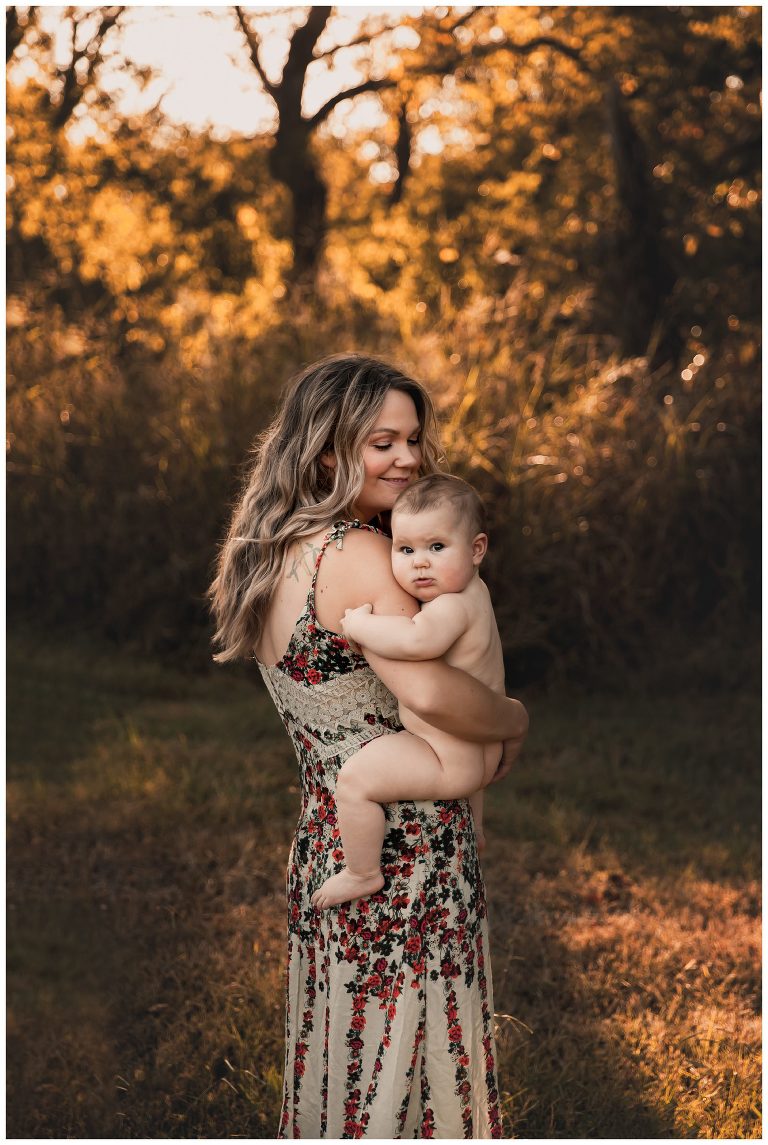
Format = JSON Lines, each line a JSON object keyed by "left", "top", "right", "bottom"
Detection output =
{"left": 6, "top": 630, "right": 761, "bottom": 1139}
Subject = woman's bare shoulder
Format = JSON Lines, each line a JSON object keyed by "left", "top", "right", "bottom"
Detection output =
{"left": 318, "top": 526, "right": 393, "bottom": 590}
{"left": 315, "top": 526, "right": 416, "bottom": 627}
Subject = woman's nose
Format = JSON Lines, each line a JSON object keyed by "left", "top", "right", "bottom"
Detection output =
{"left": 393, "top": 442, "right": 418, "bottom": 467}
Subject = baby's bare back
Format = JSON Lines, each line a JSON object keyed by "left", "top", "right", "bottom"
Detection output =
{"left": 399, "top": 577, "right": 505, "bottom": 778}
{"left": 443, "top": 576, "right": 506, "bottom": 692}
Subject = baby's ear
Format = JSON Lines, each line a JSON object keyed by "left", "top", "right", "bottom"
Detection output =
{"left": 471, "top": 533, "right": 488, "bottom": 565}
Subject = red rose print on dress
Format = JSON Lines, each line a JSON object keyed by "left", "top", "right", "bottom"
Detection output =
{"left": 257, "top": 521, "right": 502, "bottom": 1138}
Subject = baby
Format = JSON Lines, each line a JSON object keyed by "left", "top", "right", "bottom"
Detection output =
{"left": 311, "top": 473, "right": 505, "bottom": 910}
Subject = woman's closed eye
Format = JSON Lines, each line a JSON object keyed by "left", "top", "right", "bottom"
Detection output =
{"left": 372, "top": 437, "right": 421, "bottom": 451}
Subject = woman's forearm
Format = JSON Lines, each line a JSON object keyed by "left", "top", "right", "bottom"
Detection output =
{"left": 417, "top": 663, "right": 529, "bottom": 742}
{"left": 364, "top": 653, "right": 528, "bottom": 744}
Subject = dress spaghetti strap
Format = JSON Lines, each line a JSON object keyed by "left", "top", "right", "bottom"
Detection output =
{"left": 306, "top": 520, "right": 381, "bottom": 621}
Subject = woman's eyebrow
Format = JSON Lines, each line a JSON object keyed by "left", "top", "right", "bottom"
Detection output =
{"left": 370, "top": 425, "right": 421, "bottom": 435}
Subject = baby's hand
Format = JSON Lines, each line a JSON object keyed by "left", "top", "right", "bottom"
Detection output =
{"left": 340, "top": 603, "right": 373, "bottom": 637}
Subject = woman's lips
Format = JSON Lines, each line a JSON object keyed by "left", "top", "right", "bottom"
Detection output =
{"left": 380, "top": 477, "right": 411, "bottom": 487}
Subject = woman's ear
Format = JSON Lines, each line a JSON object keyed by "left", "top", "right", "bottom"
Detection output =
{"left": 471, "top": 533, "right": 488, "bottom": 565}
{"left": 320, "top": 449, "right": 336, "bottom": 470}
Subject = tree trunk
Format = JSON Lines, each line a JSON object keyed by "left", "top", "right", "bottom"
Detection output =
{"left": 604, "top": 79, "right": 680, "bottom": 363}
{"left": 270, "top": 121, "right": 327, "bottom": 283}
{"left": 235, "top": 6, "right": 400, "bottom": 286}
{"left": 390, "top": 101, "right": 412, "bottom": 207}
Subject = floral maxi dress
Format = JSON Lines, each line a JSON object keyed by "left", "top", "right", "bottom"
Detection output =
{"left": 257, "top": 521, "right": 502, "bottom": 1139}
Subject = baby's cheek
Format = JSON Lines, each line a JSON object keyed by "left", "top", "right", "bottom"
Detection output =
{"left": 391, "top": 561, "right": 410, "bottom": 593}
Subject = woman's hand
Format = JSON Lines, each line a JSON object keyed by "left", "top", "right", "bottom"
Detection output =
{"left": 489, "top": 729, "right": 528, "bottom": 784}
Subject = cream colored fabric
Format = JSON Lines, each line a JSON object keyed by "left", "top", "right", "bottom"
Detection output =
{"left": 258, "top": 521, "right": 502, "bottom": 1139}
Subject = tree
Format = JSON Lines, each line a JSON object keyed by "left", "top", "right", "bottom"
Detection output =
{"left": 233, "top": 5, "right": 401, "bottom": 282}
{"left": 6, "top": 5, "right": 125, "bottom": 130}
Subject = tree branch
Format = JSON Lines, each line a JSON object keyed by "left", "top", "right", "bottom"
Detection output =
{"left": 390, "top": 98, "right": 412, "bottom": 206}
{"left": 447, "top": 7, "right": 482, "bottom": 34}
{"left": 89, "top": 6, "right": 124, "bottom": 55}
{"left": 51, "top": 6, "right": 125, "bottom": 130}
{"left": 7, "top": 5, "right": 36, "bottom": 63}
{"left": 313, "top": 28, "right": 385, "bottom": 62}
{"left": 284, "top": 5, "right": 332, "bottom": 78}
{"left": 313, "top": 8, "right": 481, "bottom": 65}
{"left": 307, "top": 76, "right": 396, "bottom": 128}
{"left": 234, "top": 5, "right": 279, "bottom": 102}
{"left": 72, "top": 6, "right": 123, "bottom": 70}
{"left": 473, "top": 33, "right": 593, "bottom": 79}
{"left": 313, "top": 7, "right": 482, "bottom": 64}
{"left": 308, "top": 22, "right": 592, "bottom": 128}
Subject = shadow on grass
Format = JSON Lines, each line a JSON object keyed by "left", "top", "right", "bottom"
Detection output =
{"left": 6, "top": 629, "right": 264, "bottom": 784}
{"left": 7, "top": 632, "right": 761, "bottom": 1138}
{"left": 489, "top": 881, "right": 677, "bottom": 1137}
{"left": 7, "top": 795, "right": 291, "bottom": 1138}
{"left": 7, "top": 633, "right": 293, "bottom": 1138}
{"left": 483, "top": 680, "right": 761, "bottom": 1138}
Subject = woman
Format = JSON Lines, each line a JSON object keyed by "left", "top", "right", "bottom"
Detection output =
{"left": 208, "top": 354, "right": 528, "bottom": 1139}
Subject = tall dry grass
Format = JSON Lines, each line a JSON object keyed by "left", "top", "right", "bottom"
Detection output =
{"left": 402, "top": 286, "right": 759, "bottom": 681}
{"left": 7, "top": 282, "right": 759, "bottom": 684}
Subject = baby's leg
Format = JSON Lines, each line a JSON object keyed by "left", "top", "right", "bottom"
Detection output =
{"left": 311, "top": 730, "right": 486, "bottom": 909}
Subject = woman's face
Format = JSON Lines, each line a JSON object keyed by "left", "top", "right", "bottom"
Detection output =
{"left": 354, "top": 389, "right": 422, "bottom": 522}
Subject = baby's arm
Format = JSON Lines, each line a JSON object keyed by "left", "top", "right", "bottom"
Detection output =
{"left": 342, "top": 594, "right": 470, "bottom": 661}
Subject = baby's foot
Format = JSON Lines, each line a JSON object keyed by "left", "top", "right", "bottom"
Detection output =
{"left": 311, "top": 867, "right": 384, "bottom": 910}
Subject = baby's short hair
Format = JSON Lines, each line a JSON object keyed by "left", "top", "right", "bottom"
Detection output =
{"left": 392, "top": 473, "right": 487, "bottom": 536}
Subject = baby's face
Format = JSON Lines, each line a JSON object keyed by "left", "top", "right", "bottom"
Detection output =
{"left": 390, "top": 504, "right": 486, "bottom": 602}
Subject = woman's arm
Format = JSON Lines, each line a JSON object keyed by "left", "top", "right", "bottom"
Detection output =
{"left": 314, "top": 531, "right": 529, "bottom": 745}
{"left": 364, "top": 651, "right": 529, "bottom": 744}
{"left": 490, "top": 726, "right": 527, "bottom": 783}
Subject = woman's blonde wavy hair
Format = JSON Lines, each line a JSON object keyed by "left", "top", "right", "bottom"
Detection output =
{"left": 208, "top": 353, "right": 444, "bottom": 662}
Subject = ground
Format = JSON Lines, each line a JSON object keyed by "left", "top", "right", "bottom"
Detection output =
{"left": 6, "top": 630, "right": 761, "bottom": 1138}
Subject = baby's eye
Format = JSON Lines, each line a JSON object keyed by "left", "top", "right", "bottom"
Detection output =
{"left": 430, "top": 543, "right": 445, "bottom": 552}
{"left": 399, "top": 546, "right": 414, "bottom": 554}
